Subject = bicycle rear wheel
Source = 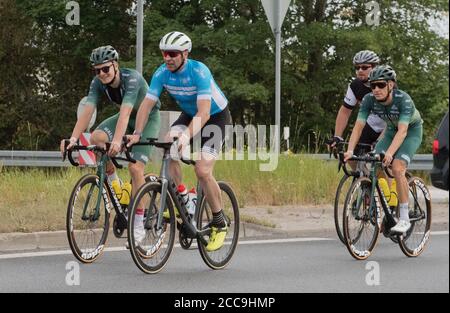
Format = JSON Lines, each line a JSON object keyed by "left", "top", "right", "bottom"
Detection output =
{"left": 342, "top": 177, "right": 380, "bottom": 260}
{"left": 398, "top": 177, "right": 432, "bottom": 257}
{"left": 128, "top": 181, "right": 176, "bottom": 274}
{"left": 66, "top": 174, "right": 110, "bottom": 263}
{"left": 198, "top": 182, "right": 240, "bottom": 270}
{"left": 334, "top": 174, "right": 354, "bottom": 244}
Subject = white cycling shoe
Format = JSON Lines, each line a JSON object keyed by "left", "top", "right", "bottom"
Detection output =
{"left": 126, "top": 223, "right": 146, "bottom": 249}
{"left": 390, "top": 220, "right": 411, "bottom": 234}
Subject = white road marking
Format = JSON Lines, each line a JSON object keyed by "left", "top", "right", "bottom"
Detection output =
{"left": 0, "top": 232, "right": 447, "bottom": 260}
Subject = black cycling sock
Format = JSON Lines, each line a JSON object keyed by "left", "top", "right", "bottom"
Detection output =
{"left": 212, "top": 210, "right": 226, "bottom": 228}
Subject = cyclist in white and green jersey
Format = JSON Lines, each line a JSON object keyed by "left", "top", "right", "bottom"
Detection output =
{"left": 344, "top": 65, "right": 423, "bottom": 234}
{"left": 60, "top": 46, "right": 161, "bottom": 243}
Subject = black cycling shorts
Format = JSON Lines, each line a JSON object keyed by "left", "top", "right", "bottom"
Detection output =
{"left": 355, "top": 123, "right": 382, "bottom": 156}
{"left": 170, "top": 108, "right": 232, "bottom": 157}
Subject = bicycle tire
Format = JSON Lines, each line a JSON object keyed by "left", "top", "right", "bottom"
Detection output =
{"left": 398, "top": 177, "right": 432, "bottom": 257}
{"left": 334, "top": 174, "right": 353, "bottom": 244}
{"left": 128, "top": 181, "right": 176, "bottom": 274}
{"left": 66, "top": 174, "right": 110, "bottom": 264}
{"left": 197, "top": 182, "right": 240, "bottom": 270}
{"left": 342, "top": 177, "right": 380, "bottom": 260}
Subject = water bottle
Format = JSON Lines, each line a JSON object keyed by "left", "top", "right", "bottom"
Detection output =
{"left": 120, "top": 182, "right": 132, "bottom": 206}
{"left": 177, "top": 184, "right": 190, "bottom": 210}
{"left": 111, "top": 180, "right": 132, "bottom": 206}
{"left": 378, "top": 178, "right": 391, "bottom": 202}
{"left": 188, "top": 187, "right": 197, "bottom": 216}
{"left": 111, "top": 180, "right": 123, "bottom": 200}
{"left": 388, "top": 179, "right": 398, "bottom": 208}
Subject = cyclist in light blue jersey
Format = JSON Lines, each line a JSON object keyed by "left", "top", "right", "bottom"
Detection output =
{"left": 147, "top": 54, "right": 228, "bottom": 118}
{"left": 128, "top": 32, "right": 232, "bottom": 251}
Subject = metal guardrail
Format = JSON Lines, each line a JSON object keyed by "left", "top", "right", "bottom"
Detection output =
{"left": 0, "top": 150, "right": 434, "bottom": 171}
{"left": 308, "top": 154, "right": 433, "bottom": 171}
{"left": 0, "top": 151, "right": 69, "bottom": 167}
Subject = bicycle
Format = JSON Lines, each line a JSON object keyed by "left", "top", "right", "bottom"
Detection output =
{"left": 332, "top": 142, "right": 413, "bottom": 245}
{"left": 63, "top": 138, "right": 156, "bottom": 263}
{"left": 331, "top": 142, "right": 373, "bottom": 245}
{"left": 339, "top": 152, "right": 431, "bottom": 260}
{"left": 126, "top": 138, "right": 240, "bottom": 274}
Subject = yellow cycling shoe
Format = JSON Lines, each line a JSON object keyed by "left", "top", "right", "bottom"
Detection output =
{"left": 206, "top": 225, "right": 228, "bottom": 252}
{"left": 163, "top": 207, "right": 180, "bottom": 219}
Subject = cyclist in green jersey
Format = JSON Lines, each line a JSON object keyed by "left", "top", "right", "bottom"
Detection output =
{"left": 60, "top": 46, "right": 161, "bottom": 243}
{"left": 344, "top": 65, "right": 423, "bottom": 234}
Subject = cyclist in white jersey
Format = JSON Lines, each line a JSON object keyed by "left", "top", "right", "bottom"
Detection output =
{"left": 128, "top": 31, "right": 232, "bottom": 252}
{"left": 327, "top": 50, "right": 386, "bottom": 156}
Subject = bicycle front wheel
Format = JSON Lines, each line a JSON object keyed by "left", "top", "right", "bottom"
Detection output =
{"left": 198, "top": 182, "right": 240, "bottom": 270}
{"left": 128, "top": 181, "right": 176, "bottom": 274}
{"left": 342, "top": 177, "right": 380, "bottom": 260}
{"left": 398, "top": 177, "right": 432, "bottom": 257}
{"left": 66, "top": 174, "right": 110, "bottom": 263}
{"left": 334, "top": 174, "right": 354, "bottom": 244}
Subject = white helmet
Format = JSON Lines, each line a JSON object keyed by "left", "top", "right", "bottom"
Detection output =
{"left": 353, "top": 50, "right": 380, "bottom": 65}
{"left": 159, "top": 31, "right": 192, "bottom": 52}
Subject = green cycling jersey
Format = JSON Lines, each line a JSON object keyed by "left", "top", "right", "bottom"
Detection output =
{"left": 357, "top": 89, "right": 423, "bottom": 130}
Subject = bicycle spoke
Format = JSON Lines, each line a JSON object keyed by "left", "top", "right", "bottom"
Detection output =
{"left": 67, "top": 175, "right": 109, "bottom": 263}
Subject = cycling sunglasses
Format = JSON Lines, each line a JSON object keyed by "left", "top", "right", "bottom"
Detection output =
{"left": 370, "top": 81, "right": 388, "bottom": 90}
{"left": 93, "top": 63, "right": 114, "bottom": 75}
{"left": 355, "top": 65, "right": 372, "bottom": 71}
{"left": 162, "top": 50, "right": 182, "bottom": 58}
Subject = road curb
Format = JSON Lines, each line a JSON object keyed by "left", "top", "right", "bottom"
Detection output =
{"left": 0, "top": 223, "right": 285, "bottom": 254}
{"left": 1, "top": 220, "right": 448, "bottom": 254}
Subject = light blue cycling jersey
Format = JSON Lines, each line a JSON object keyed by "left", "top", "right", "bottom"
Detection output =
{"left": 146, "top": 59, "right": 228, "bottom": 117}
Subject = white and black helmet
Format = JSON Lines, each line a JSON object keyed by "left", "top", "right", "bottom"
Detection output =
{"left": 159, "top": 31, "right": 192, "bottom": 52}
{"left": 353, "top": 50, "right": 380, "bottom": 65}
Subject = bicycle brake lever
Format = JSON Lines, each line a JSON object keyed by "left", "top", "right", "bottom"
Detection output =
{"left": 337, "top": 152, "right": 345, "bottom": 173}
{"left": 63, "top": 139, "right": 70, "bottom": 162}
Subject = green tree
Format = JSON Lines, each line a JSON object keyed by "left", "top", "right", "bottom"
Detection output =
{"left": 1, "top": 0, "right": 448, "bottom": 153}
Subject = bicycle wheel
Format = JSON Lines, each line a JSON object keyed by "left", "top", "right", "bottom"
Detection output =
{"left": 128, "top": 181, "right": 176, "bottom": 274}
{"left": 198, "top": 182, "right": 240, "bottom": 270}
{"left": 342, "top": 177, "right": 380, "bottom": 260}
{"left": 334, "top": 174, "right": 354, "bottom": 244}
{"left": 398, "top": 177, "right": 432, "bottom": 257}
{"left": 66, "top": 174, "right": 110, "bottom": 263}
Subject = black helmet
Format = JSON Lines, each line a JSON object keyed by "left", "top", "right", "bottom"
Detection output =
{"left": 90, "top": 45, "right": 119, "bottom": 65}
{"left": 369, "top": 65, "right": 397, "bottom": 82}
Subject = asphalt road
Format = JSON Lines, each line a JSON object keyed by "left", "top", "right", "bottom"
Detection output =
{"left": 0, "top": 233, "right": 448, "bottom": 293}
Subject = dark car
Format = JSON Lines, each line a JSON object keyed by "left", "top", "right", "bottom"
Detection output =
{"left": 430, "top": 111, "right": 449, "bottom": 190}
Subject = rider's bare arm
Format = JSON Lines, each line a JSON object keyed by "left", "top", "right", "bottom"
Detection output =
{"left": 71, "top": 103, "right": 96, "bottom": 141}
{"left": 184, "top": 99, "right": 212, "bottom": 139}
{"left": 334, "top": 105, "right": 353, "bottom": 138}
{"left": 347, "top": 120, "right": 366, "bottom": 153}
{"left": 130, "top": 97, "right": 158, "bottom": 144}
